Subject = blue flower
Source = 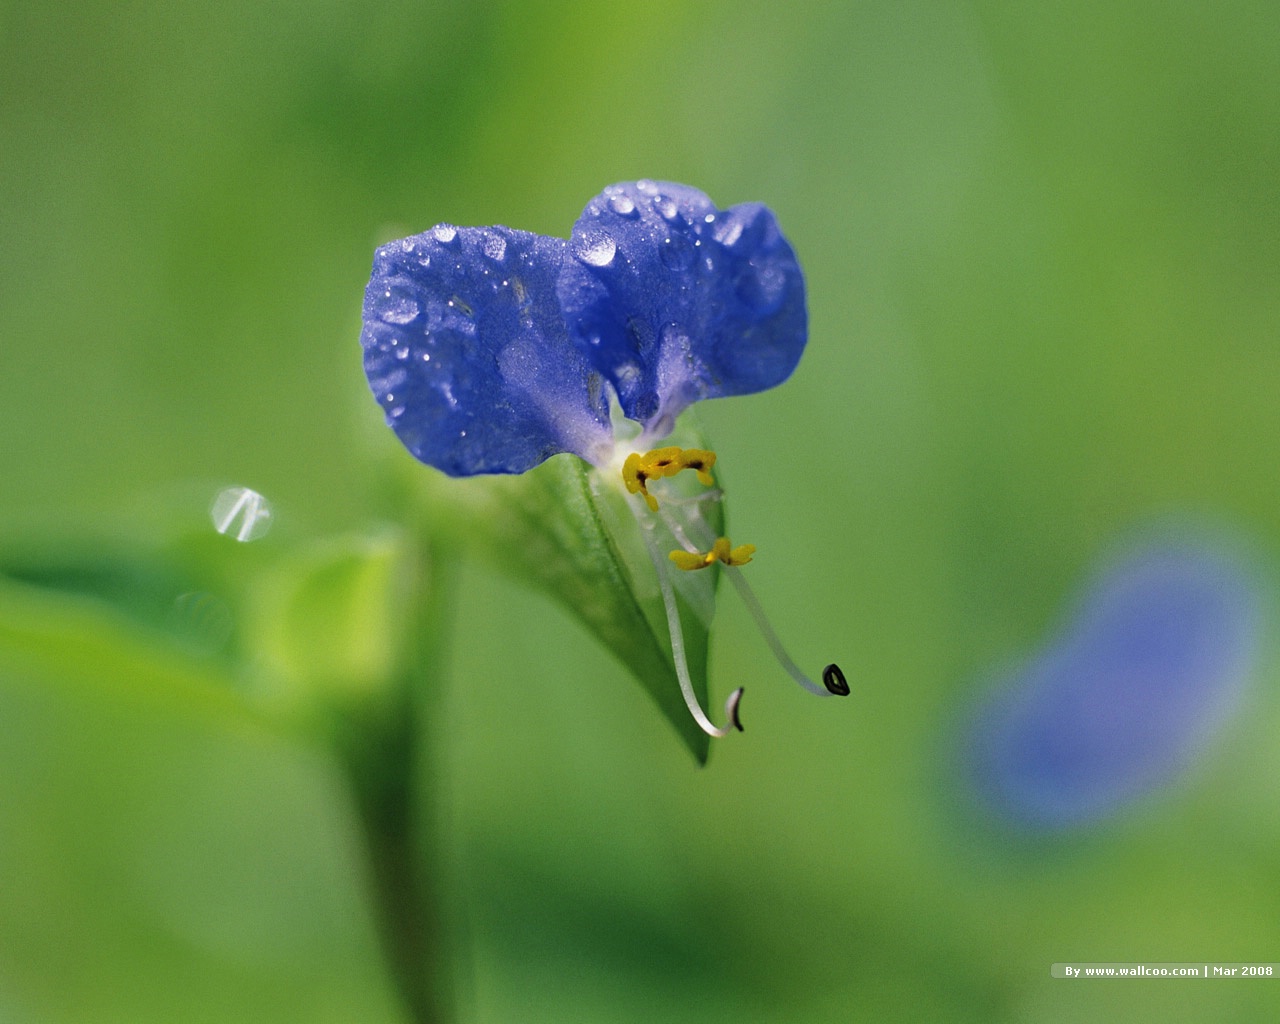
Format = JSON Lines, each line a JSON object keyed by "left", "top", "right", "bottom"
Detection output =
{"left": 964, "top": 537, "right": 1262, "bottom": 831}
{"left": 361, "top": 180, "right": 806, "bottom": 475}
{"left": 361, "top": 182, "right": 843, "bottom": 738}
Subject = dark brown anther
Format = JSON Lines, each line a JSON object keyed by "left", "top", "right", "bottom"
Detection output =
{"left": 727, "top": 687, "right": 745, "bottom": 731}
{"left": 822, "top": 663, "right": 850, "bottom": 696}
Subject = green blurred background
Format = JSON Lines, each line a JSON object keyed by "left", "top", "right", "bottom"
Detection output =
{"left": 2, "top": 1, "right": 1278, "bottom": 1020}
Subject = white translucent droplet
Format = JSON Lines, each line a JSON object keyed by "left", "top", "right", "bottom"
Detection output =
{"left": 575, "top": 230, "right": 617, "bottom": 267}
{"left": 431, "top": 223, "right": 458, "bottom": 244}
{"left": 712, "top": 214, "right": 745, "bottom": 248}
{"left": 211, "top": 486, "right": 273, "bottom": 542}
{"left": 376, "top": 285, "right": 419, "bottom": 325}
{"left": 607, "top": 193, "right": 637, "bottom": 217}
{"left": 614, "top": 361, "right": 642, "bottom": 388}
{"left": 653, "top": 194, "right": 680, "bottom": 221}
{"left": 481, "top": 232, "right": 507, "bottom": 262}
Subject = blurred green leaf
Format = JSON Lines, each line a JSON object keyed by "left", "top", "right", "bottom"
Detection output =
{"left": 248, "top": 529, "right": 415, "bottom": 708}
{"left": 0, "top": 574, "right": 402, "bottom": 1023}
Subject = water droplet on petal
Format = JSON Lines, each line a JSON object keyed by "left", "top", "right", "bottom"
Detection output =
{"left": 614, "top": 361, "right": 642, "bottom": 389}
{"left": 211, "top": 486, "right": 273, "bottom": 543}
{"left": 713, "top": 215, "right": 745, "bottom": 248}
{"left": 481, "top": 232, "right": 507, "bottom": 262}
{"left": 431, "top": 224, "right": 458, "bottom": 245}
{"left": 658, "top": 234, "right": 696, "bottom": 271}
{"left": 653, "top": 194, "right": 681, "bottom": 223}
{"left": 375, "top": 285, "right": 419, "bottom": 325}
{"left": 635, "top": 179, "right": 658, "bottom": 194}
{"left": 574, "top": 230, "right": 617, "bottom": 267}
{"left": 607, "top": 193, "right": 638, "bottom": 217}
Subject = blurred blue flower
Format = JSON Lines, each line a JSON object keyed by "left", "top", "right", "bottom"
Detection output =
{"left": 360, "top": 181, "right": 806, "bottom": 476}
{"left": 965, "top": 538, "right": 1263, "bottom": 831}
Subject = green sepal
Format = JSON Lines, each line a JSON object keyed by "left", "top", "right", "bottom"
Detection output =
{"left": 398, "top": 435, "right": 724, "bottom": 763}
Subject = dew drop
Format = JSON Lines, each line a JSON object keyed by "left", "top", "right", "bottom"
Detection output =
{"left": 607, "top": 193, "right": 638, "bottom": 217}
{"left": 614, "top": 361, "right": 642, "bottom": 388}
{"left": 481, "top": 232, "right": 507, "bottom": 262}
{"left": 713, "top": 214, "right": 745, "bottom": 248}
{"left": 658, "top": 234, "right": 696, "bottom": 271}
{"left": 431, "top": 223, "right": 459, "bottom": 245}
{"left": 635, "top": 179, "right": 658, "bottom": 194}
{"left": 653, "top": 194, "right": 681, "bottom": 222}
{"left": 375, "top": 285, "right": 419, "bottom": 325}
{"left": 575, "top": 230, "right": 617, "bottom": 267}
{"left": 211, "top": 486, "right": 273, "bottom": 543}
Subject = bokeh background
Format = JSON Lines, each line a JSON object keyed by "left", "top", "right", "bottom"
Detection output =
{"left": 2, "top": 1, "right": 1278, "bottom": 1021}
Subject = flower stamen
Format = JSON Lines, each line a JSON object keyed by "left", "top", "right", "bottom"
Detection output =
{"left": 636, "top": 513, "right": 745, "bottom": 737}
{"left": 621, "top": 440, "right": 849, "bottom": 738}
{"left": 720, "top": 565, "right": 844, "bottom": 697}
{"left": 653, "top": 479, "right": 850, "bottom": 703}
{"left": 669, "top": 537, "right": 756, "bottom": 571}
{"left": 623, "top": 446, "right": 717, "bottom": 511}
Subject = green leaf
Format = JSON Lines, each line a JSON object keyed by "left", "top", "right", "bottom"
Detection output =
{"left": 247, "top": 529, "right": 416, "bottom": 709}
{"left": 399, "top": 437, "right": 725, "bottom": 763}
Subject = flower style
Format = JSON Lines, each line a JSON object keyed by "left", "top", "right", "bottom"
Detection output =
{"left": 361, "top": 180, "right": 847, "bottom": 739}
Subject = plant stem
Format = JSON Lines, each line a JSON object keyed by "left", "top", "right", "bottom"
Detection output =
{"left": 335, "top": 537, "right": 457, "bottom": 1024}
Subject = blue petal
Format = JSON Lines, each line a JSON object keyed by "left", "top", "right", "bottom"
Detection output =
{"left": 361, "top": 225, "right": 612, "bottom": 475}
{"left": 557, "top": 181, "right": 807, "bottom": 437}
{"left": 965, "top": 539, "right": 1262, "bottom": 831}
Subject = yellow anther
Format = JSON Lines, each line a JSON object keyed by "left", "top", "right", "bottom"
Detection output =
{"left": 622, "top": 446, "right": 717, "bottom": 511}
{"left": 622, "top": 452, "right": 660, "bottom": 512}
{"left": 675, "top": 448, "right": 717, "bottom": 487}
{"left": 668, "top": 537, "right": 756, "bottom": 571}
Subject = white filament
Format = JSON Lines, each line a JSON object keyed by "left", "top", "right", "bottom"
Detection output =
{"left": 636, "top": 510, "right": 743, "bottom": 737}
{"left": 658, "top": 503, "right": 831, "bottom": 698}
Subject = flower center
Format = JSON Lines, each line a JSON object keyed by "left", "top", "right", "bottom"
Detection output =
{"left": 618, "top": 444, "right": 849, "bottom": 737}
